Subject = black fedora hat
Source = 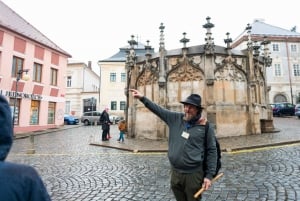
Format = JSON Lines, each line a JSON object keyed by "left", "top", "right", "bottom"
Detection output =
{"left": 180, "top": 94, "right": 204, "bottom": 108}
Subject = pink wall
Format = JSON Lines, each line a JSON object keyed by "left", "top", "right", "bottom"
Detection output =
{"left": 0, "top": 29, "right": 68, "bottom": 134}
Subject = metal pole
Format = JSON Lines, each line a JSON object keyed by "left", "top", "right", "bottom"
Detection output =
{"left": 12, "top": 73, "right": 21, "bottom": 131}
{"left": 12, "top": 69, "right": 30, "bottom": 135}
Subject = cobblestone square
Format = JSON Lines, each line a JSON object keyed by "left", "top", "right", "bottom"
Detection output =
{"left": 7, "top": 117, "right": 300, "bottom": 200}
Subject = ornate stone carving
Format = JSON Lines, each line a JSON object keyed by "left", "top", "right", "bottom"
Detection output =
{"left": 189, "top": 56, "right": 202, "bottom": 68}
{"left": 168, "top": 64, "right": 203, "bottom": 82}
{"left": 137, "top": 61, "right": 159, "bottom": 86}
{"left": 215, "top": 64, "right": 246, "bottom": 82}
{"left": 169, "top": 57, "right": 180, "bottom": 69}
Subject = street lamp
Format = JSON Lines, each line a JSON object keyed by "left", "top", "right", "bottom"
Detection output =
{"left": 12, "top": 69, "right": 30, "bottom": 129}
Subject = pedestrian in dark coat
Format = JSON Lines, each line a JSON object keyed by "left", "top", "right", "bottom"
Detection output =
{"left": 0, "top": 95, "right": 51, "bottom": 201}
{"left": 100, "top": 107, "right": 112, "bottom": 141}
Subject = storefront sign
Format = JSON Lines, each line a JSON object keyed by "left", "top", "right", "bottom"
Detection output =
{"left": 0, "top": 89, "right": 43, "bottom": 100}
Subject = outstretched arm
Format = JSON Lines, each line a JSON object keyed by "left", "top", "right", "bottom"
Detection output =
{"left": 129, "top": 89, "right": 144, "bottom": 100}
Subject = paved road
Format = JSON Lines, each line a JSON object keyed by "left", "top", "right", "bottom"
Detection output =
{"left": 7, "top": 117, "right": 300, "bottom": 201}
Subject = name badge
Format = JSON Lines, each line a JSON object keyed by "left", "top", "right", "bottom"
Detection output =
{"left": 181, "top": 131, "right": 189, "bottom": 139}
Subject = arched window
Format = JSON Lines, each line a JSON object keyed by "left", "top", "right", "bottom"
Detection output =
{"left": 274, "top": 94, "right": 287, "bottom": 103}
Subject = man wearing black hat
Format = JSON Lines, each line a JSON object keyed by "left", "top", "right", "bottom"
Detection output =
{"left": 130, "top": 89, "right": 218, "bottom": 201}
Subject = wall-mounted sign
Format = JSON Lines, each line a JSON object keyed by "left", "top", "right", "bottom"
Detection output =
{"left": 0, "top": 89, "right": 42, "bottom": 100}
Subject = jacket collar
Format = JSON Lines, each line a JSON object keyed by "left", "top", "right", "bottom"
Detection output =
{"left": 197, "top": 117, "right": 207, "bottom": 126}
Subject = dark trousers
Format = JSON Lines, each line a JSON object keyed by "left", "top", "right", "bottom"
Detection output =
{"left": 171, "top": 169, "right": 204, "bottom": 201}
{"left": 102, "top": 129, "right": 109, "bottom": 140}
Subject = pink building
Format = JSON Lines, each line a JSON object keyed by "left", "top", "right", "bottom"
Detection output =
{"left": 0, "top": 1, "right": 71, "bottom": 134}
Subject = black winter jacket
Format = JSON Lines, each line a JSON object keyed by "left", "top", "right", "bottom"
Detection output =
{"left": 0, "top": 95, "right": 51, "bottom": 201}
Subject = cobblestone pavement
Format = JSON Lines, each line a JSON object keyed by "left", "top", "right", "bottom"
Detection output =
{"left": 7, "top": 117, "right": 300, "bottom": 200}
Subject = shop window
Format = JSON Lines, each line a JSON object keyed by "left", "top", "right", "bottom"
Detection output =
{"left": 30, "top": 100, "right": 40, "bottom": 125}
{"left": 9, "top": 98, "right": 20, "bottom": 125}
{"left": 48, "top": 102, "right": 56, "bottom": 124}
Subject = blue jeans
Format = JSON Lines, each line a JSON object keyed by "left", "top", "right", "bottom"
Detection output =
{"left": 118, "top": 131, "right": 125, "bottom": 142}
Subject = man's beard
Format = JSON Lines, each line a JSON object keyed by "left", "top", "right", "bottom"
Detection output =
{"left": 183, "top": 113, "right": 195, "bottom": 121}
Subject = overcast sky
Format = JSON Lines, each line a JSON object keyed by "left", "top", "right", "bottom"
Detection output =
{"left": 2, "top": 0, "right": 300, "bottom": 71}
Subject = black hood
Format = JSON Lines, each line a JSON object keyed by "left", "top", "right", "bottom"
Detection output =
{"left": 0, "top": 95, "right": 13, "bottom": 161}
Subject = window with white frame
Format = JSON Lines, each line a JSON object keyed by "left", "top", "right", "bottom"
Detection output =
{"left": 272, "top": 44, "right": 279, "bottom": 52}
{"left": 110, "top": 73, "right": 116, "bottom": 82}
{"left": 274, "top": 64, "right": 282, "bottom": 76}
{"left": 65, "top": 101, "right": 70, "bottom": 114}
{"left": 120, "top": 101, "right": 126, "bottom": 110}
{"left": 293, "top": 64, "right": 300, "bottom": 76}
{"left": 111, "top": 101, "right": 117, "bottom": 110}
{"left": 121, "top": 73, "right": 126, "bottom": 82}
{"left": 291, "top": 44, "right": 297, "bottom": 52}
{"left": 67, "top": 76, "right": 72, "bottom": 87}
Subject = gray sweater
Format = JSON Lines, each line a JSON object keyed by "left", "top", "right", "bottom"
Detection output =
{"left": 140, "top": 96, "right": 217, "bottom": 179}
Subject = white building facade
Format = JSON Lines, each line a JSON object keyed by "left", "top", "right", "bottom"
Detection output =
{"left": 232, "top": 20, "right": 300, "bottom": 105}
{"left": 65, "top": 61, "right": 100, "bottom": 116}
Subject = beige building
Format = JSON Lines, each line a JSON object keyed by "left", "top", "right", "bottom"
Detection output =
{"left": 97, "top": 40, "right": 154, "bottom": 117}
{"left": 65, "top": 61, "right": 100, "bottom": 116}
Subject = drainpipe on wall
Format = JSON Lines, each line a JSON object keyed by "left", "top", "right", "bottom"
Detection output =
{"left": 83, "top": 65, "right": 85, "bottom": 92}
{"left": 285, "top": 38, "right": 294, "bottom": 104}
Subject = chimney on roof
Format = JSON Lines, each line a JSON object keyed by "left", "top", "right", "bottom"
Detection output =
{"left": 291, "top": 26, "right": 297, "bottom": 32}
{"left": 88, "top": 61, "right": 92, "bottom": 68}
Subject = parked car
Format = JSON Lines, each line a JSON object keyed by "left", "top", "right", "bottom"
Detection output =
{"left": 272, "top": 102, "right": 295, "bottom": 117}
{"left": 80, "top": 111, "right": 102, "bottom": 126}
{"left": 295, "top": 104, "right": 300, "bottom": 118}
{"left": 64, "top": 114, "right": 79, "bottom": 125}
{"left": 109, "top": 115, "right": 122, "bottom": 124}
{"left": 269, "top": 103, "right": 276, "bottom": 109}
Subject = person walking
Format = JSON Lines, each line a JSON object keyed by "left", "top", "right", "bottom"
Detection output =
{"left": 100, "top": 107, "right": 112, "bottom": 141}
{"left": 117, "top": 119, "right": 126, "bottom": 143}
{"left": 0, "top": 95, "right": 52, "bottom": 201}
{"left": 130, "top": 89, "right": 218, "bottom": 201}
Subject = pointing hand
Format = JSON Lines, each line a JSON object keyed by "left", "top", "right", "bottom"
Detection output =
{"left": 129, "top": 89, "right": 144, "bottom": 99}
